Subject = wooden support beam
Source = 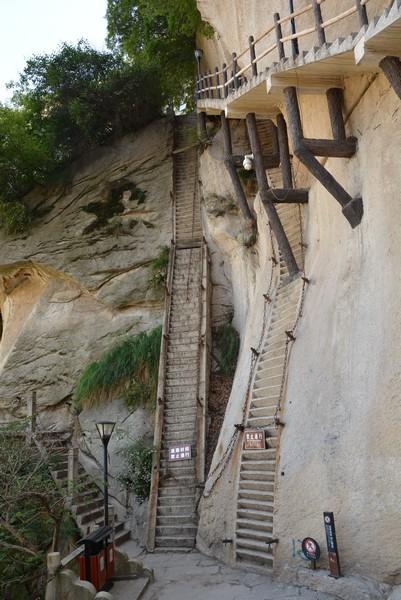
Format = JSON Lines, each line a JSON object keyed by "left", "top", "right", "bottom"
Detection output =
{"left": 265, "top": 188, "right": 309, "bottom": 203}
{"left": 326, "top": 88, "right": 346, "bottom": 140}
{"left": 379, "top": 56, "right": 401, "bottom": 101}
{"left": 232, "top": 153, "right": 280, "bottom": 169}
{"left": 303, "top": 138, "right": 357, "bottom": 157}
{"left": 246, "top": 112, "right": 299, "bottom": 277}
{"left": 355, "top": 0, "right": 368, "bottom": 28}
{"left": 277, "top": 114, "right": 293, "bottom": 188}
{"left": 221, "top": 112, "right": 255, "bottom": 222}
{"left": 284, "top": 86, "right": 363, "bottom": 228}
{"left": 274, "top": 13, "right": 285, "bottom": 60}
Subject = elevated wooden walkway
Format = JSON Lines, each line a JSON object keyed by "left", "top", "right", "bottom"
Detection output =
{"left": 197, "top": 0, "right": 401, "bottom": 118}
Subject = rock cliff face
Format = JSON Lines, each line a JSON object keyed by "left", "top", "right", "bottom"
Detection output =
{"left": 0, "top": 118, "right": 173, "bottom": 426}
{"left": 196, "top": 0, "right": 401, "bottom": 589}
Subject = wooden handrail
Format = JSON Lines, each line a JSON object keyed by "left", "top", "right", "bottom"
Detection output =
{"left": 198, "top": 0, "right": 374, "bottom": 96}
{"left": 278, "top": 3, "right": 313, "bottom": 25}
{"left": 281, "top": 26, "right": 316, "bottom": 44}
{"left": 321, "top": 6, "right": 357, "bottom": 29}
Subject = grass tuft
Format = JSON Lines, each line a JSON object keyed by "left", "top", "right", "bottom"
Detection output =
{"left": 73, "top": 326, "right": 162, "bottom": 410}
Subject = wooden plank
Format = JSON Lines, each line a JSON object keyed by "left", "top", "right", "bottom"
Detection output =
{"left": 277, "top": 114, "right": 293, "bottom": 188}
{"left": 265, "top": 188, "right": 309, "bottom": 203}
{"left": 326, "top": 88, "right": 346, "bottom": 140}
{"left": 303, "top": 137, "right": 357, "bottom": 157}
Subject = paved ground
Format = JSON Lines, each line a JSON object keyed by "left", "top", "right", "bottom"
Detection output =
{"left": 113, "top": 550, "right": 337, "bottom": 600}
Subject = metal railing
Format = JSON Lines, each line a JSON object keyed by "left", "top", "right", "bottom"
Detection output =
{"left": 196, "top": 0, "right": 371, "bottom": 100}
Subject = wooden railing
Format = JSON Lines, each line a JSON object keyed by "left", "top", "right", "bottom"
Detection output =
{"left": 195, "top": 241, "right": 212, "bottom": 492}
{"left": 146, "top": 242, "right": 176, "bottom": 552}
{"left": 196, "top": 0, "right": 371, "bottom": 100}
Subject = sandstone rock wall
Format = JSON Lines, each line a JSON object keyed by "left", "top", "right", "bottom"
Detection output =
{"left": 0, "top": 118, "right": 173, "bottom": 425}
{"left": 197, "top": 0, "right": 401, "bottom": 586}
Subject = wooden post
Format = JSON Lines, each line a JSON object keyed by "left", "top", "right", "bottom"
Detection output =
{"left": 380, "top": 56, "right": 401, "bottom": 101}
{"left": 221, "top": 112, "right": 255, "bottom": 223}
{"left": 208, "top": 70, "right": 214, "bottom": 99}
{"left": 246, "top": 112, "right": 299, "bottom": 277}
{"left": 232, "top": 53, "right": 239, "bottom": 90}
{"left": 67, "top": 446, "right": 79, "bottom": 502}
{"left": 284, "top": 86, "right": 363, "bottom": 228}
{"left": 312, "top": 0, "right": 326, "bottom": 46}
{"left": 274, "top": 13, "right": 285, "bottom": 60}
{"left": 355, "top": 0, "right": 368, "bottom": 27}
{"left": 215, "top": 67, "right": 221, "bottom": 99}
{"left": 198, "top": 111, "right": 207, "bottom": 141}
{"left": 277, "top": 114, "right": 293, "bottom": 188}
{"left": 222, "top": 63, "right": 228, "bottom": 98}
{"left": 45, "top": 552, "right": 61, "bottom": 600}
{"left": 326, "top": 88, "right": 346, "bottom": 140}
{"left": 288, "top": 0, "right": 299, "bottom": 58}
{"left": 249, "top": 36, "right": 258, "bottom": 76}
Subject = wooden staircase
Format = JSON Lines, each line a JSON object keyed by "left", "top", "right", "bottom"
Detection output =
{"left": 146, "top": 115, "right": 211, "bottom": 552}
{"left": 235, "top": 201, "right": 304, "bottom": 569}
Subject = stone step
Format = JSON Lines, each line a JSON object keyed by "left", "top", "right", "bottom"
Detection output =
{"left": 236, "top": 546, "right": 274, "bottom": 566}
{"left": 159, "top": 485, "right": 196, "bottom": 497}
{"left": 247, "top": 416, "right": 276, "bottom": 428}
{"left": 248, "top": 405, "right": 276, "bottom": 419}
{"left": 75, "top": 498, "right": 103, "bottom": 515}
{"left": 241, "top": 460, "right": 275, "bottom": 473}
{"left": 236, "top": 518, "right": 273, "bottom": 534}
{"left": 237, "top": 508, "right": 273, "bottom": 523}
{"left": 156, "top": 525, "right": 198, "bottom": 537}
{"left": 240, "top": 469, "right": 275, "bottom": 482}
{"left": 159, "top": 465, "right": 195, "bottom": 478}
{"left": 157, "top": 504, "right": 196, "bottom": 517}
{"left": 249, "top": 394, "right": 278, "bottom": 411}
{"left": 239, "top": 479, "right": 274, "bottom": 493}
{"left": 158, "top": 494, "right": 195, "bottom": 506}
{"left": 155, "top": 536, "right": 195, "bottom": 548}
{"left": 242, "top": 449, "right": 275, "bottom": 461}
{"left": 237, "top": 497, "right": 274, "bottom": 512}
{"left": 236, "top": 527, "right": 274, "bottom": 543}
{"left": 238, "top": 489, "right": 274, "bottom": 503}
{"left": 79, "top": 507, "right": 104, "bottom": 525}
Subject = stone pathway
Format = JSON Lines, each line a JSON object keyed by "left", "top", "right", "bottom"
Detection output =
{"left": 113, "top": 551, "right": 337, "bottom": 600}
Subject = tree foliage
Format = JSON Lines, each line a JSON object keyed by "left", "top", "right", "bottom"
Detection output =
{"left": 0, "top": 41, "right": 165, "bottom": 234}
{"left": 0, "top": 424, "right": 75, "bottom": 599}
{"left": 106, "top": 0, "right": 213, "bottom": 107}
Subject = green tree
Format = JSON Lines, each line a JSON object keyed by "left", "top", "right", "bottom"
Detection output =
{"left": 106, "top": 0, "right": 213, "bottom": 107}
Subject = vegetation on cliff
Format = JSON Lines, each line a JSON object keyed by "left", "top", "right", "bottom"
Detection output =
{"left": 73, "top": 326, "right": 162, "bottom": 411}
{"left": 106, "top": 0, "right": 212, "bottom": 107}
{"left": 0, "top": 42, "right": 164, "bottom": 233}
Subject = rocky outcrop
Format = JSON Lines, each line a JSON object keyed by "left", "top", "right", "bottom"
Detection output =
{"left": 0, "top": 118, "right": 173, "bottom": 426}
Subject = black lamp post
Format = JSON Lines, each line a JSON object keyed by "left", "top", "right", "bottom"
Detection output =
{"left": 96, "top": 421, "right": 116, "bottom": 527}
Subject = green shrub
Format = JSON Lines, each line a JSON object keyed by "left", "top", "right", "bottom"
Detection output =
{"left": 117, "top": 438, "right": 154, "bottom": 501}
{"left": 73, "top": 326, "right": 162, "bottom": 409}
{"left": 214, "top": 324, "right": 240, "bottom": 376}
{"left": 0, "top": 200, "right": 31, "bottom": 234}
{"left": 148, "top": 246, "right": 169, "bottom": 290}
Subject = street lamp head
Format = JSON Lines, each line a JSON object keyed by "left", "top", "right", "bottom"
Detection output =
{"left": 96, "top": 421, "right": 116, "bottom": 445}
{"left": 194, "top": 48, "right": 203, "bottom": 62}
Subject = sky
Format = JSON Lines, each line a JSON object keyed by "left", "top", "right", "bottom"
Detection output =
{"left": 0, "top": 0, "right": 108, "bottom": 103}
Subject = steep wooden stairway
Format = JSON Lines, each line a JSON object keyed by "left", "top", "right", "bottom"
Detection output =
{"left": 146, "top": 115, "right": 211, "bottom": 552}
{"left": 235, "top": 201, "right": 304, "bottom": 569}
